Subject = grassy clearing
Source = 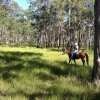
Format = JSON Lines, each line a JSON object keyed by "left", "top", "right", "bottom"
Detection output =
{"left": 0, "top": 46, "right": 100, "bottom": 100}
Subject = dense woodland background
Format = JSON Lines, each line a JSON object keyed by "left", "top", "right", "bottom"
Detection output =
{"left": 0, "top": 0, "right": 94, "bottom": 49}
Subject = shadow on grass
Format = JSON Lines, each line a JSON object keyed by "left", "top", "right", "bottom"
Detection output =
{"left": 0, "top": 51, "right": 43, "bottom": 81}
{"left": 0, "top": 50, "right": 92, "bottom": 82}
{"left": 0, "top": 50, "right": 95, "bottom": 100}
{"left": 28, "top": 92, "right": 51, "bottom": 100}
{"left": 55, "top": 60, "right": 92, "bottom": 82}
{"left": 92, "top": 92, "right": 100, "bottom": 100}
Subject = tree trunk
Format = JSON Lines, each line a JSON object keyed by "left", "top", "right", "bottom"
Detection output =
{"left": 91, "top": 0, "right": 100, "bottom": 86}
{"left": 78, "top": 31, "right": 81, "bottom": 49}
{"left": 62, "top": 37, "right": 65, "bottom": 49}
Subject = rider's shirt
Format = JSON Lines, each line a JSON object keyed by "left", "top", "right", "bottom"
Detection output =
{"left": 73, "top": 45, "right": 79, "bottom": 53}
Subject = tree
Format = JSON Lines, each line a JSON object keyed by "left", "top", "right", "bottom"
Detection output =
{"left": 63, "top": 0, "right": 94, "bottom": 49}
{"left": 0, "top": 0, "right": 12, "bottom": 10}
{"left": 0, "top": 0, "right": 95, "bottom": 48}
{"left": 91, "top": 0, "right": 100, "bottom": 86}
{"left": 27, "top": 0, "right": 65, "bottom": 48}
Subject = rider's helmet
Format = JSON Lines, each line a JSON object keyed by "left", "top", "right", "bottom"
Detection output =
{"left": 75, "top": 43, "right": 78, "bottom": 46}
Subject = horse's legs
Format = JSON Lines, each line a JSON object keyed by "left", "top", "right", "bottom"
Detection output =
{"left": 81, "top": 58, "right": 85, "bottom": 66}
{"left": 68, "top": 58, "right": 71, "bottom": 64}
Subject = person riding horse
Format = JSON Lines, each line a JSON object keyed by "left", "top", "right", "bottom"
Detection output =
{"left": 70, "top": 42, "right": 79, "bottom": 59}
{"left": 62, "top": 43, "right": 89, "bottom": 66}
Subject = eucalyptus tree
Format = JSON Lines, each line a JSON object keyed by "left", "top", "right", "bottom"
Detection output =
{"left": 64, "top": 0, "right": 94, "bottom": 49}
{"left": 64, "top": 0, "right": 84, "bottom": 47}
{"left": 0, "top": 2, "right": 9, "bottom": 45}
{"left": 81, "top": 0, "right": 94, "bottom": 49}
{"left": 27, "top": 0, "right": 65, "bottom": 48}
{"left": 91, "top": 0, "right": 100, "bottom": 86}
{"left": 50, "top": 0, "right": 65, "bottom": 48}
{"left": 0, "top": 0, "right": 36, "bottom": 46}
{"left": 26, "top": 0, "right": 94, "bottom": 48}
{"left": 0, "top": 0, "right": 12, "bottom": 10}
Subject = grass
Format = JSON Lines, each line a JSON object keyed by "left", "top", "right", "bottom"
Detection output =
{"left": 0, "top": 46, "right": 100, "bottom": 100}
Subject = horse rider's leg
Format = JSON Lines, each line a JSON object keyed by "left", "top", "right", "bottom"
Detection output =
{"left": 73, "top": 59, "right": 76, "bottom": 65}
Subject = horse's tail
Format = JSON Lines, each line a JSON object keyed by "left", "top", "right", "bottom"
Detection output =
{"left": 85, "top": 53, "right": 89, "bottom": 65}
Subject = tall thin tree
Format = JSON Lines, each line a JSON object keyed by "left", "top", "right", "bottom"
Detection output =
{"left": 91, "top": 0, "right": 100, "bottom": 86}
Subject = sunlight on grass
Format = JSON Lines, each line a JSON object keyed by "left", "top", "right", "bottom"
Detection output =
{"left": 0, "top": 46, "right": 100, "bottom": 100}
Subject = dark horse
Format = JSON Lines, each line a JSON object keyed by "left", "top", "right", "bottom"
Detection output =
{"left": 62, "top": 48, "right": 89, "bottom": 66}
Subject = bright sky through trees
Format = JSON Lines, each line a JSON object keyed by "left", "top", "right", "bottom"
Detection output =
{"left": 13, "top": 0, "right": 29, "bottom": 10}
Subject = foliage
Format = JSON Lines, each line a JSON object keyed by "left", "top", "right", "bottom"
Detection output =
{"left": 0, "top": 0, "right": 94, "bottom": 48}
{"left": 25, "top": 0, "right": 94, "bottom": 48}
{"left": 0, "top": 1, "right": 37, "bottom": 46}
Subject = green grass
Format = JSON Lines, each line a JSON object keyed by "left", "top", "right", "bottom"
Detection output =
{"left": 0, "top": 46, "right": 100, "bottom": 100}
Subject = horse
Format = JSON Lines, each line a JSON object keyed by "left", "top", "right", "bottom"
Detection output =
{"left": 62, "top": 48, "right": 89, "bottom": 66}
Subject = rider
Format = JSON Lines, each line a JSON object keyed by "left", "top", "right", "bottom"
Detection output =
{"left": 70, "top": 42, "right": 79, "bottom": 59}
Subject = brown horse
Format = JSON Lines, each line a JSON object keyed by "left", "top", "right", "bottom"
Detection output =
{"left": 62, "top": 48, "right": 89, "bottom": 66}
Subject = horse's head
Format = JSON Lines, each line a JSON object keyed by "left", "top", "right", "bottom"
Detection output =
{"left": 62, "top": 48, "right": 71, "bottom": 55}
{"left": 62, "top": 48, "right": 66, "bottom": 55}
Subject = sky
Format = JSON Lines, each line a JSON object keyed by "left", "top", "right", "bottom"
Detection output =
{"left": 13, "top": 0, "right": 30, "bottom": 10}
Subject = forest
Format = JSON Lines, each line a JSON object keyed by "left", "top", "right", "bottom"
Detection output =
{"left": 0, "top": 0, "right": 94, "bottom": 49}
